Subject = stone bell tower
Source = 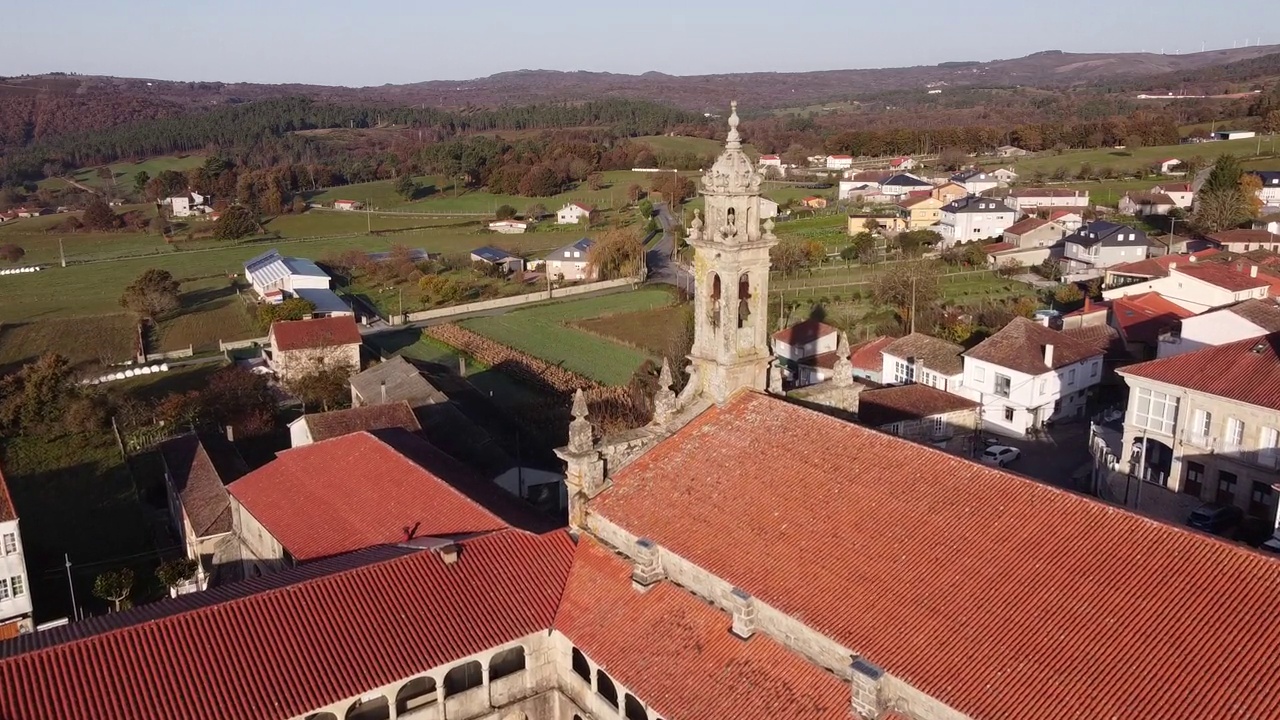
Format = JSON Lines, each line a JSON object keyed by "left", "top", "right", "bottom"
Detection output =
{"left": 686, "top": 101, "right": 778, "bottom": 404}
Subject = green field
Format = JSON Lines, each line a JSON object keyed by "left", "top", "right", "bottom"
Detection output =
{"left": 55, "top": 155, "right": 208, "bottom": 193}
{"left": 460, "top": 289, "right": 675, "bottom": 385}
{"left": 0, "top": 313, "right": 138, "bottom": 372}
{"left": 989, "top": 136, "right": 1279, "bottom": 175}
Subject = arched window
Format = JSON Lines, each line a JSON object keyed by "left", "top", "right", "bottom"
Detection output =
{"left": 710, "top": 273, "right": 722, "bottom": 301}
{"left": 571, "top": 647, "right": 591, "bottom": 681}
{"left": 738, "top": 272, "right": 752, "bottom": 329}
{"left": 490, "top": 646, "right": 526, "bottom": 681}
{"left": 596, "top": 669, "right": 619, "bottom": 708}
{"left": 395, "top": 676, "right": 437, "bottom": 714}
{"left": 624, "top": 694, "right": 648, "bottom": 720}
{"left": 345, "top": 696, "right": 389, "bottom": 720}
{"left": 443, "top": 660, "right": 483, "bottom": 697}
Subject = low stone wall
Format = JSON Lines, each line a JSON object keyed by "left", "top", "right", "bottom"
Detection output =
{"left": 144, "top": 346, "right": 194, "bottom": 362}
{"left": 405, "top": 276, "right": 640, "bottom": 323}
{"left": 219, "top": 336, "right": 269, "bottom": 352}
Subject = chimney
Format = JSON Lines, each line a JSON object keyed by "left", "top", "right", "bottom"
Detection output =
{"left": 1083, "top": 296, "right": 1093, "bottom": 313}
{"left": 380, "top": 380, "right": 387, "bottom": 404}
{"left": 849, "top": 658, "right": 884, "bottom": 719}
{"left": 225, "top": 425, "right": 234, "bottom": 442}
{"left": 434, "top": 543, "right": 460, "bottom": 565}
{"left": 1252, "top": 265, "right": 1259, "bottom": 278}
{"left": 1044, "top": 343, "right": 1055, "bottom": 367}
{"left": 631, "top": 538, "right": 665, "bottom": 591}
{"left": 727, "top": 587, "right": 757, "bottom": 639}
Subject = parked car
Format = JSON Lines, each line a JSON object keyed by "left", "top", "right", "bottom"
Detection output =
{"left": 1186, "top": 504, "right": 1243, "bottom": 536}
{"left": 980, "top": 445, "right": 1021, "bottom": 467}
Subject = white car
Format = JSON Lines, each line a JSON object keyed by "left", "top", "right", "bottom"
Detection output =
{"left": 981, "top": 445, "right": 1021, "bottom": 467}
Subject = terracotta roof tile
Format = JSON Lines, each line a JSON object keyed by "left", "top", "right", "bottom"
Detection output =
{"left": 269, "top": 316, "right": 362, "bottom": 352}
{"left": 0, "top": 461, "right": 15, "bottom": 523}
{"left": 595, "top": 391, "right": 1280, "bottom": 720}
{"left": 880, "top": 333, "right": 964, "bottom": 376}
{"left": 848, "top": 336, "right": 894, "bottom": 372}
{"left": 1060, "top": 323, "right": 1127, "bottom": 358}
{"left": 555, "top": 538, "right": 849, "bottom": 720}
{"left": 1121, "top": 332, "right": 1280, "bottom": 411}
{"left": 159, "top": 434, "right": 247, "bottom": 537}
{"left": 227, "top": 430, "right": 514, "bottom": 561}
{"left": 1105, "top": 292, "right": 1194, "bottom": 345}
{"left": 983, "top": 241, "right": 1016, "bottom": 253}
{"left": 0, "top": 531, "right": 575, "bottom": 720}
{"left": 1209, "top": 228, "right": 1280, "bottom": 246}
{"left": 1009, "top": 187, "right": 1086, "bottom": 198}
{"left": 965, "top": 317, "right": 1101, "bottom": 375}
{"left": 856, "top": 384, "right": 976, "bottom": 426}
{"left": 1227, "top": 298, "right": 1280, "bottom": 332}
{"left": 1003, "top": 217, "right": 1049, "bottom": 236}
{"left": 1174, "top": 263, "right": 1270, "bottom": 292}
{"left": 298, "top": 402, "right": 421, "bottom": 443}
{"left": 774, "top": 318, "right": 837, "bottom": 347}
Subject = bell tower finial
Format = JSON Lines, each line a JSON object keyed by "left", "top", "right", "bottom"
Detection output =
{"left": 726, "top": 100, "right": 741, "bottom": 146}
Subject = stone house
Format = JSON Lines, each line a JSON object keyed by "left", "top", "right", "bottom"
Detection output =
{"left": 856, "top": 383, "right": 979, "bottom": 455}
{"left": 158, "top": 433, "right": 248, "bottom": 591}
{"left": 1116, "top": 333, "right": 1280, "bottom": 526}
{"left": 959, "top": 317, "right": 1104, "bottom": 435}
{"left": 266, "top": 315, "right": 362, "bottom": 384}
{"left": 879, "top": 333, "right": 965, "bottom": 391}
{"left": 0, "top": 465, "right": 32, "bottom": 638}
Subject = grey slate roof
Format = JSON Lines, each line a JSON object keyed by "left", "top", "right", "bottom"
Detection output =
{"left": 1065, "top": 220, "right": 1150, "bottom": 249}
{"left": 882, "top": 174, "right": 932, "bottom": 188}
{"left": 349, "top": 356, "right": 448, "bottom": 408}
{"left": 881, "top": 333, "right": 966, "bottom": 376}
{"left": 942, "top": 196, "right": 1015, "bottom": 215}
{"left": 546, "top": 238, "right": 595, "bottom": 260}
{"left": 951, "top": 169, "right": 992, "bottom": 183}
{"left": 158, "top": 433, "right": 248, "bottom": 538}
{"left": 472, "top": 246, "right": 520, "bottom": 263}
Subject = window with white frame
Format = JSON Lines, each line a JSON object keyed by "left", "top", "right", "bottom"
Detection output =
{"left": 1261, "top": 427, "right": 1280, "bottom": 460}
{"left": 1226, "top": 417, "right": 1245, "bottom": 448}
{"left": 1003, "top": 406, "right": 1015, "bottom": 422}
{"left": 1191, "top": 409, "right": 1213, "bottom": 444}
{"left": 973, "top": 366, "right": 985, "bottom": 383}
{"left": 893, "top": 360, "right": 915, "bottom": 385}
{"left": 9, "top": 576, "right": 21, "bottom": 598}
{"left": 932, "top": 415, "right": 946, "bottom": 436}
{"left": 1133, "top": 387, "right": 1178, "bottom": 434}
{"left": 1090, "top": 361, "right": 1099, "bottom": 377}
{"left": 1068, "top": 368, "right": 1076, "bottom": 385}
{"left": 885, "top": 422, "right": 903, "bottom": 436}
{"left": 1, "top": 534, "right": 13, "bottom": 555}
{"left": 1038, "top": 378, "right": 1047, "bottom": 395}
{"left": 994, "top": 374, "right": 1011, "bottom": 398}
{"left": 0, "top": 579, "right": 9, "bottom": 601}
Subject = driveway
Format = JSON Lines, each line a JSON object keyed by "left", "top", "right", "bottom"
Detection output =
{"left": 988, "top": 423, "right": 1093, "bottom": 492}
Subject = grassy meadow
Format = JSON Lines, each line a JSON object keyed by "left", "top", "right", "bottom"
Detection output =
{"left": 986, "top": 136, "right": 1279, "bottom": 175}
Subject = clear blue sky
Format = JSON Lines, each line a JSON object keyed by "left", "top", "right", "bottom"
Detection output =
{"left": 4, "top": 0, "right": 1277, "bottom": 86}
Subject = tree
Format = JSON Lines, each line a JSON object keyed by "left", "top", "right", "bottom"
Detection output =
{"left": 627, "top": 184, "right": 646, "bottom": 202}
{"left": 523, "top": 203, "right": 547, "bottom": 221}
{"left": 287, "top": 363, "right": 353, "bottom": 412}
{"left": 1262, "top": 110, "right": 1280, "bottom": 135}
{"left": 213, "top": 205, "right": 259, "bottom": 240}
{"left": 517, "top": 165, "right": 563, "bottom": 197}
{"left": 862, "top": 217, "right": 881, "bottom": 233}
{"left": 494, "top": 204, "right": 517, "bottom": 220}
{"left": 1202, "top": 155, "right": 1244, "bottom": 195}
{"left": 895, "top": 230, "right": 942, "bottom": 259}
{"left": 586, "top": 227, "right": 645, "bottom": 280}
{"left": 1192, "top": 188, "right": 1253, "bottom": 233}
{"left": 1053, "top": 283, "right": 1084, "bottom": 305}
{"left": 0, "top": 244, "right": 24, "bottom": 263}
{"left": 155, "top": 558, "right": 198, "bottom": 595}
{"left": 133, "top": 171, "right": 151, "bottom": 193}
{"left": 871, "top": 260, "right": 942, "bottom": 321}
{"left": 92, "top": 568, "right": 134, "bottom": 612}
{"left": 996, "top": 258, "right": 1024, "bottom": 277}
{"left": 148, "top": 216, "right": 168, "bottom": 236}
{"left": 839, "top": 244, "right": 860, "bottom": 266}
{"left": 650, "top": 173, "right": 696, "bottom": 205}
{"left": 394, "top": 174, "right": 418, "bottom": 201}
{"left": 586, "top": 172, "right": 604, "bottom": 191}
{"left": 937, "top": 148, "right": 968, "bottom": 171}
{"left": 202, "top": 367, "right": 277, "bottom": 437}
{"left": 120, "top": 268, "right": 181, "bottom": 319}
{"left": 1240, "top": 173, "right": 1265, "bottom": 217}
{"left": 81, "top": 197, "right": 121, "bottom": 231}
{"left": 0, "top": 353, "right": 85, "bottom": 436}
{"left": 256, "top": 297, "right": 316, "bottom": 330}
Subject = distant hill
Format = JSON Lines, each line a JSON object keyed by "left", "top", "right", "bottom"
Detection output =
{"left": 3, "top": 46, "right": 1279, "bottom": 114}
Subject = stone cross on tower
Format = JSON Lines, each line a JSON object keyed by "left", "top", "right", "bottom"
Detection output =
{"left": 685, "top": 102, "right": 778, "bottom": 404}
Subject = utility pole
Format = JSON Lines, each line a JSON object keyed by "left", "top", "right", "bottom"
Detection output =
{"left": 910, "top": 274, "right": 917, "bottom": 334}
{"left": 58, "top": 238, "right": 66, "bottom": 268}
{"left": 64, "top": 554, "right": 78, "bottom": 622}
{"left": 366, "top": 198, "right": 371, "bottom": 235}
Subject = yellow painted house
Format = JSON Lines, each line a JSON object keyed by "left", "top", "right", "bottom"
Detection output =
{"left": 898, "top": 195, "right": 945, "bottom": 230}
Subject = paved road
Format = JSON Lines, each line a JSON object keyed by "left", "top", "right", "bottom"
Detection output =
{"left": 646, "top": 203, "right": 693, "bottom": 291}
{"left": 984, "top": 423, "right": 1093, "bottom": 493}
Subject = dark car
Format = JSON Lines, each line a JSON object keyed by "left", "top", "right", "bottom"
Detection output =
{"left": 1186, "top": 504, "right": 1243, "bottom": 536}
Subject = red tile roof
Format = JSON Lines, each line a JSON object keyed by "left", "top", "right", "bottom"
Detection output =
{"left": 1002, "top": 217, "right": 1049, "bottom": 236}
{"left": 1225, "top": 297, "right": 1280, "bottom": 332}
{"left": 159, "top": 433, "right": 247, "bottom": 538}
{"left": 1121, "top": 332, "right": 1280, "bottom": 411}
{"left": 1174, "top": 263, "right": 1270, "bottom": 292}
{"left": 0, "top": 530, "right": 575, "bottom": 720}
{"left": 555, "top": 538, "right": 849, "bottom": 720}
{"left": 982, "top": 241, "right": 1016, "bottom": 254}
{"left": 848, "top": 336, "right": 894, "bottom": 372}
{"left": 298, "top": 402, "right": 421, "bottom": 443}
{"left": 1048, "top": 209, "right": 1081, "bottom": 221}
{"left": 1009, "top": 187, "right": 1086, "bottom": 198}
{"left": 228, "top": 431, "right": 512, "bottom": 561}
{"left": 856, "top": 384, "right": 977, "bottom": 426}
{"left": 594, "top": 391, "right": 1280, "bottom": 720}
{"left": 0, "top": 461, "right": 15, "bottom": 523}
{"left": 1107, "top": 292, "right": 1194, "bottom": 345}
{"left": 774, "top": 318, "right": 837, "bottom": 346}
{"left": 1155, "top": 182, "right": 1192, "bottom": 192}
{"left": 964, "top": 317, "right": 1101, "bottom": 374}
{"left": 1210, "top": 228, "right": 1280, "bottom": 246}
{"left": 1106, "top": 250, "right": 1221, "bottom": 278}
{"left": 269, "top": 315, "right": 362, "bottom": 352}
